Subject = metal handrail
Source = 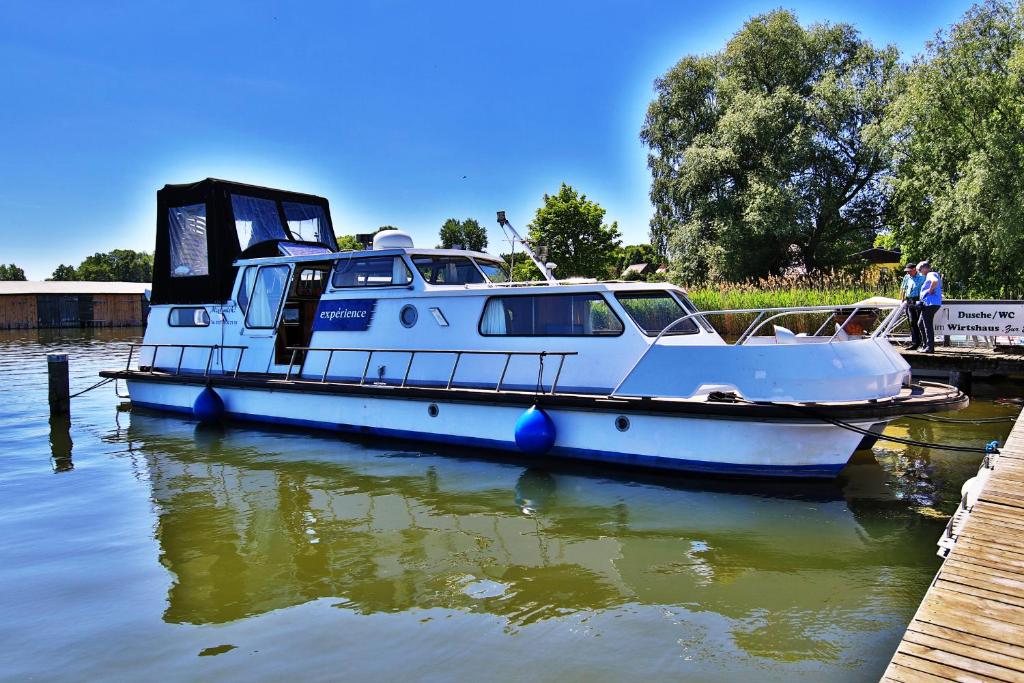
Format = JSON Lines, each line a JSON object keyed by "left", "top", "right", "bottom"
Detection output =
{"left": 610, "top": 302, "right": 903, "bottom": 396}
{"left": 282, "top": 346, "right": 577, "bottom": 394}
{"left": 127, "top": 343, "right": 248, "bottom": 378}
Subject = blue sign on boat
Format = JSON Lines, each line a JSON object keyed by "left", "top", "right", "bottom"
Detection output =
{"left": 313, "top": 299, "right": 376, "bottom": 331}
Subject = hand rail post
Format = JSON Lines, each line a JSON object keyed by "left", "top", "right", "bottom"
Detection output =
{"left": 828, "top": 307, "right": 860, "bottom": 343}
{"left": 175, "top": 347, "right": 185, "bottom": 376}
{"left": 322, "top": 350, "right": 335, "bottom": 383}
{"left": 360, "top": 351, "right": 374, "bottom": 385}
{"left": 736, "top": 311, "right": 765, "bottom": 345}
{"left": 285, "top": 348, "right": 298, "bottom": 381}
{"left": 125, "top": 344, "right": 134, "bottom": 373}
{"left": 496, "top": 353, "right": 511, "bottom": 392}
{"left": 234, "top": 348, "right": 244, "bottom": 378}
{"left": 401, "top": 351, "right": 415, "bottom": 388}
{"left": 204, "top": 347, "right": 215, "bottom": 377}
{"left": 551, "top": 354, "right": 567, "bottom": 394}
{"left": 149, "top": 346, "right": 156, "bottom": 375}
{"left": 447, "top": 352, "right": 462, "bottom": 390}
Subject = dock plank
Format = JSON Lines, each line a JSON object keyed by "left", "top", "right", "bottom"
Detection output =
{"left": 883, "top": 419, "right": 1024, "bottom": 682}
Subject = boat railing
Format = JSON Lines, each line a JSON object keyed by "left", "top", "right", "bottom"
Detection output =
{"left": 610, "top": 301, "right": 907, "bottom": 396}
{"left": 283, "top": 346, "right": 578, "bottom": 394}
{"left": 125, "top": 343, "right": 248, "bottom": 377}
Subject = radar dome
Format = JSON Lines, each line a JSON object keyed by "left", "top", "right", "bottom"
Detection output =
{"left": 373, "top": 230, "right": 415, "bottom": 250}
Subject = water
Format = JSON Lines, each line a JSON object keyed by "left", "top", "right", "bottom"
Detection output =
{"left": 0, "top": 328, "right": 1018, "bottom": 682}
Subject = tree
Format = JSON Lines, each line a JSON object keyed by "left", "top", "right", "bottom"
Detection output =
{"left": 335, "top": 234, "right": 364, "bottom": 250}
{"left": 0, "top": 263, "right": 26, "bottom": 280}
{"left": 525, "top": 184, "right": 621, "bottom": 279}
{"left": 76, "top": 249, "right": 153, "bottom": 282}
{"left": 438, "top": 218, "right": 488, "bottom": 251}
{"left": 49, "top": 264, "right": 77, "bottom": 281}
{"left": 641, "top": 9, "right": 902, "bottom": 282}
{"left": 888, "top": 0, "right": 1024, "bottom": 296}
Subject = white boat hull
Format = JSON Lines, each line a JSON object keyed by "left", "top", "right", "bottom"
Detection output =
{"left": 126, "top": 379, "right": 874, "bottom": 478}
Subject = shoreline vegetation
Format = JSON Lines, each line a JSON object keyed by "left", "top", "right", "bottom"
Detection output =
{"left": 680, "top": 273, "right": 893, "bottom": 337}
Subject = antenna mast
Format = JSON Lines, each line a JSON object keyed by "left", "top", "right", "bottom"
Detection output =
{"left": 496, "top": 211, "right": 557, "bottom": 283}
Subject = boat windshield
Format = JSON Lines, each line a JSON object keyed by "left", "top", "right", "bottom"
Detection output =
{"left": 476, "top": 260, "right": 509, "bottom": 283}
{"left": 413, "top": 256, "right": 486, "bottom": 285}
{"left": 615, "top": 292, "right": 700, "bottom": 336}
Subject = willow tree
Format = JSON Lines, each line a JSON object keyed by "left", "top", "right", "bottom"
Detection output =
{"left": 641, "top": 10, "right": 901, "bottom": 282}
{"left": 888, "top": 0, "right": 1024, "bottom": 296}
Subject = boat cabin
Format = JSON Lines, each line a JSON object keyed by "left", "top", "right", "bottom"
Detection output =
{"left": 144, "top": 179, "right": 718, "bottom": 393}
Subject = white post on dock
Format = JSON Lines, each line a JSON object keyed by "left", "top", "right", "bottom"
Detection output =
{"left": 47, "top": 353, "right": 70, "bottom": 416}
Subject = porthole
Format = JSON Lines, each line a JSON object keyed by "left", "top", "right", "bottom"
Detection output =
{"left": 615, "top": 415, "right": 630, "bottom": 432}
{"left": 400, "top": 304, "right": 418, "bottom": 328}
{"left": 427, "top": 403, "right": 439, "bottom": 418}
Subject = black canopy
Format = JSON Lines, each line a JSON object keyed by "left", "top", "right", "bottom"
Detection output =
{"left": 152, "top": 178, "right": 337, "bottom": 305}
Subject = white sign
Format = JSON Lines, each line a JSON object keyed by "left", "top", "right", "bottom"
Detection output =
{"left": 932, "top": 301, "right": 1024, "bottom": 336}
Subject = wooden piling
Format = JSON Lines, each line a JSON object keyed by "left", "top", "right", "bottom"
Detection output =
{"left": 47, "top": 353, "right": 70, "bottom": 415}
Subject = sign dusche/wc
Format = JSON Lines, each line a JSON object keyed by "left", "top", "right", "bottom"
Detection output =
{"left": 932, "top": 301, "right": 1024, "bottom": 337}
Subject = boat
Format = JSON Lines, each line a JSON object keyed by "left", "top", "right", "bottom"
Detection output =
{"left": 100, "top": 178, "right": 967, "bottom": 478}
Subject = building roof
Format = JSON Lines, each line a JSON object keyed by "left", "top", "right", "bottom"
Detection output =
{"left": 623, "top": 263, "right": 651, "bottom": 274}
{"left": 852, "top": 247, "right": 902, "bottom": 264}
{"left": 0, "top": 281, "right": 151, "bottom": 295}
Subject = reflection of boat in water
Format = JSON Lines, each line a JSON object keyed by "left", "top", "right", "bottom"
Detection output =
{"left": 123, "top": 414, "right": 939, "bottom": 661}
{"left": 102, "top": 179, "right": 966, "bottom": 478}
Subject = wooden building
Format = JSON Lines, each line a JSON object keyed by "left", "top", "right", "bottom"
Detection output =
{"left": 0, "top": 282, "right": 150, "bottom": 329}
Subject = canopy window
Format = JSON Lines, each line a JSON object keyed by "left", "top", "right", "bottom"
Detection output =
{"left": 283, "top": 202, "right": 337, "bottom": 250}
{"left": 615, "top": 292, "right": 699, "bottom": 335}
{"left": 232, "top": 195, "right": 289, "bottom": 251}
{"left": 168, "top": 203, "right": 209, "bottom": 278}
{"left": 479, "top": 294, "right": 623, "bottom": 336}
{"left": 413, "top": 256, "right": 485, "bottom": 285}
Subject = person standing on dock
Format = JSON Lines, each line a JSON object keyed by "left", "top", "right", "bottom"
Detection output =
{"left": 899, "top": 262, "right": 925, "bottom": 350}
{"left": 917, "top": 260, "right": 943, "bottom": 354}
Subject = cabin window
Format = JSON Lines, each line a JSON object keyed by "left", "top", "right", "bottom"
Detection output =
{"left": 615, "top": 292, "right": 699, "bottom": 335}
{"left": 476, "top": 260, "right": 509, "bottom": 283}
{"left": 168, "top": 307, "right": 211, "bottom": 327}
{"left": 236, "top": 266, "right": 257, "bottom": 313}
{"left": 282, "top": 202, "right": 337, "bottom": 249}
{"left": 332, "top": 256, "right": 411, "bottom": 288}
{"left": 232, "top": 195, "right": 289, "bottom": 251}
{"left": 413, "top": 256, "right": 485, "bottom": 285}
{"left": 167, "top": 204, "right": 209, "bottom": 277}
{"left": 479, "top": 294, "right": 623, "bottom": 336}
{"left": 244, "top": 265, "right": 290, "bottom": 329}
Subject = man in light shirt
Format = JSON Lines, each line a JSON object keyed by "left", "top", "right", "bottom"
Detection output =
{"left": 899, "top": 262, "right": 925, "bottom": 350}
{"left": 917, "top": 260, "right": 943, "bottom": 354}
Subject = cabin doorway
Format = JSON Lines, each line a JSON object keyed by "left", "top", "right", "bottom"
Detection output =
{"left": 275, "top": 263, "right": 331, "bottom": 365}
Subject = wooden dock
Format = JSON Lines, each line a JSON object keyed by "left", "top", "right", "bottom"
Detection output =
{"left": 882, "top": 418, "right": 1024, "bottom": 682}
{"left": 901, "top": 346, "right": 1024, "bottom": 393}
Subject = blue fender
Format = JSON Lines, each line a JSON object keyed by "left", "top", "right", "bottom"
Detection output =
{"left": 514, "top": 405, "right": 556, "bottom": 455}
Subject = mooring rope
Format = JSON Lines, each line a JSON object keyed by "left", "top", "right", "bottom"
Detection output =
{"left": 68, "top": 377, "right": 114, "bottom": 399}
{"left": 717, "top": 395, "right": 1004, "bottom": 454}
{"left": 905, "top": 414, "right": 1016, "bottom": 425}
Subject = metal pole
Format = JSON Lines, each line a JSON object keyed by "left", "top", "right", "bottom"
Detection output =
{"left": 48, "top": 353, "right": 70, "bottom": 416}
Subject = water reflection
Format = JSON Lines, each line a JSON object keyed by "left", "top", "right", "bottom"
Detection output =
{"left": 118, "top": 414, "right": 948, "bottom": 662}
{"left": 48, "top": 413, "right": 73, "bottom": 472}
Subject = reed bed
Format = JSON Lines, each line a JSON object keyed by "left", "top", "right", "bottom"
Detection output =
{"left": 678, "top": 274, "right": 888, "bottom": 338}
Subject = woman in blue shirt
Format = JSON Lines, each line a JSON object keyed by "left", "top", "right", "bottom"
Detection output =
{"left": 917, "top": 260, "right": 943, "bottom": 353}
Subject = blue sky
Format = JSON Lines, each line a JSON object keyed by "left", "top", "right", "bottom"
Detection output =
{"left": 0, "top": 0, "right": 972, "bottom": 279}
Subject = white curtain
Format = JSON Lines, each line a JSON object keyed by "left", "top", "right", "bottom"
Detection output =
{"left": 481, "top": 299, "right": 507, "bottom": 334}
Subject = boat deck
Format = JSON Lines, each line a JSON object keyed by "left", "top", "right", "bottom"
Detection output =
{"left": 882, "top": 417, "right": 1024, "bottom": 682}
